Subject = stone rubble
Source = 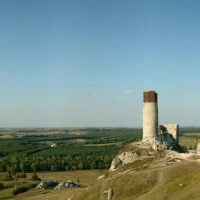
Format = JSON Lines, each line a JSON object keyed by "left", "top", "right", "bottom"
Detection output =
{"left": 37, "top": 180, "right": 79, "bottom": 189}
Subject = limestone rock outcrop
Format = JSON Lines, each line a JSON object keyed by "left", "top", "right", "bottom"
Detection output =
{"left": 109, "top": 151, "right": 153, "bottom": 171}
{"left": 104, "top": 188, "right": 113, "bottom": 200}
{"left": 97, "top": 174, "right": 106, "bottom": 180}
{"left": 197, "top": 143, "right": 200, "bottom": 155}
{"left": 109, "top": 157, "right": 123, "bottom": 171}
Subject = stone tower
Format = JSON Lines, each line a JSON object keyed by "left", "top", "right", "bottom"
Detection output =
{"left": 143, "top": 91, "right": 158, "bottom": 143}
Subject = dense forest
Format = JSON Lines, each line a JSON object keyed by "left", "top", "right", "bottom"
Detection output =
{"left": 0, "top": 128, "right": 142, "bottom": 173}
{"left": 0, "top": 127, "right": 198, "bottom": 174}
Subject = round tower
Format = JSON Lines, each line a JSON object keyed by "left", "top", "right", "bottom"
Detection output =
{"left": 143, "top": 91, "right": 158, "bottom": 143}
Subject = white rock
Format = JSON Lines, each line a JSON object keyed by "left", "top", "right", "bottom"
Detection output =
{"left": 197, "top": 143, "right": 200, "bottom": 155}
{"left": 97, "top": 174, "right": 106, "bottom": 180}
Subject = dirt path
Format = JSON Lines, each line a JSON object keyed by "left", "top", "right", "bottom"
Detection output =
{"left": 100, "top": 179, "right": 109, "bottom": 200}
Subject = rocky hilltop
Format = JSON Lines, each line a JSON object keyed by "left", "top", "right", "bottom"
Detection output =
{"left": 77, "top": 141, "right": 200, "bottom": 200}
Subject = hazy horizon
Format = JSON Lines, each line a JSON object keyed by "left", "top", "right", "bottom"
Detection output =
{"left": 0, "top": 126, "right": 199, "bottom": 129}
{"left": 1, "top": 0, "right": 200, "bottom": 127}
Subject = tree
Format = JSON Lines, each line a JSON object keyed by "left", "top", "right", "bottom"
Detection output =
{"left": 0, "top": 163, "right": 7, "bottom": 172}
{"left": 0, "top": 182, "right": 4, "bottom": 189}
{"left": 20, "top": 171, "right": 27, "bottom": 178}
{"left": 76, "top": 178, "right": 80, "bottom": 185}
{"left": 20, "top": 162, "right": 27, "bottom": 172}
{"left": 65, "top": 165, "right": 69, "bottom": 171}
{"left": 30, "top": 162, "right": 37, "bottom": 171}
{"left": 97, "top": 162, "right": 103, "bottom": 169}
{"left": 89, "top": 161, "right": 96, "bottom": 169}
{"left": 10, "top": 165, "right": 17, "bottom": 176}
{"left": 78, "top": 162, "right": 84, "bottom": 170}
{"left": 72, "top": 165, "right": 77, "bottom": 170}
{"left": 5, "top": 169, "right": 13, "bottom": 181}
{"left": 51, "top": 165, "right": 58, "bottom": 171}
{"left": 32, "top": 172, "right": 41, "bottom": 181}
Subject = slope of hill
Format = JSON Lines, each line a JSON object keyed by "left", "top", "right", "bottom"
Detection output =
{"left": 6, "top": 141, "right": 200, "bottom": 200}
{"left": 76, "top": 142, "right": 200, "bottom": 200}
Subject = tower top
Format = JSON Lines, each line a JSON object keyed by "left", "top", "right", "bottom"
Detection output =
{"left": 143, "top": 91, "right": 157, "bottom": 103}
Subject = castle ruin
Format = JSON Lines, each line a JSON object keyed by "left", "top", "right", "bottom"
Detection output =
{"left": 143, "top": 91, "right": 158, "bottom": 143}
{"left": 143, "top": 91, "right": 179, "bottom": 150}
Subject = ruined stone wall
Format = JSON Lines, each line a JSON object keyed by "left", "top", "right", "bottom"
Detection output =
{"left": 143, "top": 91, "right": 158, "bottom": 143}
{"left": 159, "top": 124, "right": 179, "bottom": 144}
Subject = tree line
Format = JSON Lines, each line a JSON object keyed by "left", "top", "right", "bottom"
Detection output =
{"left": 0, "top": 128, "right": 142, "bottom": 173}
{"left": 0, "top": 143, "right": 120, "bottom": 173}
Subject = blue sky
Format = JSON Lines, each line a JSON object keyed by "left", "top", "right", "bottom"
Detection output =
{"left": 0, "top": 0, "right": 200, "bottom": 127}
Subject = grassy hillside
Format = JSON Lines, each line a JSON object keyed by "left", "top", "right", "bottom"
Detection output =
{"left": 77, "top": 160, "right": 200, "bottom": 200}
{"left": 2, "top": 146, "right": 200, "bottom": 200}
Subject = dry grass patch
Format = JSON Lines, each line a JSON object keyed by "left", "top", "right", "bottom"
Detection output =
{"left": 8, "top": 170, "right": 105, "bottom": 200}
{"left": 77, "top": 160, "right": 200, "bottom": 200}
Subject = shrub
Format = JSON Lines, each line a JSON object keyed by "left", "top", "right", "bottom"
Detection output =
{"left": 12, "top": 184, "right": 36, "bottom": 195}
{"left": 32, "top": 172, "right": 41, "bottom": 181}
{"left": 20, "top": 172, "right": 27, "bottom": 178}
{"left": 0, "top": 182, "right": 4, "bottom": 189}
{"left": 5, "top": 170, "right": 13, "bottom": 181}
{"left": 15, "top": 174, "right": 20, "bottom": 178}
